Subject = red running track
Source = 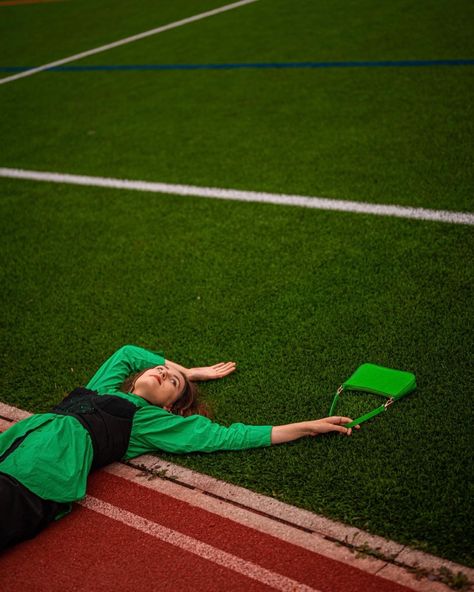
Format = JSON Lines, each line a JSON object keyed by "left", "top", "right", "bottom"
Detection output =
{"left": 0, "top": 470, "right": 415, "bottom": 592}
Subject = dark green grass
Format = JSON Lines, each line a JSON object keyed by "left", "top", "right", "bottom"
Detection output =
{"left": 0, "top": 0, "right": 473, "bottom": 212}
{"left": 1, "top": 180, "right": 473, "bottom": 566}
{"left": 1, "top": 0, "right": 473, "bottom": 67}
{"left": 80, "top": 0, "right": 474, "bottom": 66}
{"left": 0, "top": 0, "right": 226, "bottom": 68}
{"left": 0, "top": 65, "right": 473, "bottom": 212}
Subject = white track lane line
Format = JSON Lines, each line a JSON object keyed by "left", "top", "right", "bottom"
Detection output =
{"left": 0, "top": 166, "right": 472, "bottom": 225}
{"left": 0, "top": 0, "right": 259, "bottom": 86}
{"left": 80, "top": 495, "right": 318, "bottom": 592}
{"left": 1, "top": 401, "right": 472, "bottom": 591}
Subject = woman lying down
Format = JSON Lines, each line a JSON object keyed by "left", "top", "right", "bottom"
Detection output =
{"left": 0, "top": 344, "right": 359, "bottom": 551}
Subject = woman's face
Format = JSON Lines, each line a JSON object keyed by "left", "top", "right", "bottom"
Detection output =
{"left": 132, "top": 365, "right": 185, "bottom": 410}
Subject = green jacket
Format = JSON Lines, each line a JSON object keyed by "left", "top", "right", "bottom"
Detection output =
{"left": 0, "top": 345, "right": 272, "bottom": 505}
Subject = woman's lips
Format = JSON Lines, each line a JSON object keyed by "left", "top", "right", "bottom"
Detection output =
{"left": 153, "top": 375, "right": 162, "bottom": 385}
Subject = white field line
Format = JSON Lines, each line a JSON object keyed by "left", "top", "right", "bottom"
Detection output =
{"left": 80, "top": 495, "right": 318, "bottom": 592}
{"left": 0, "top": 0, "right": 259, "bottom": 86}
{"left": 0, "top": 166, "right": 473, "bottom": 225}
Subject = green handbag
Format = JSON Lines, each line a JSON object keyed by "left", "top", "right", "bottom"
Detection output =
{"left": 328, "top": 363, "right": 416, "bottom": 428}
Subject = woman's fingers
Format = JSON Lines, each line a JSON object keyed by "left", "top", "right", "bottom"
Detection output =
{"left": 330, "top": 416, "right": 360, "bottom": 428}
{"left": 213, "top": 362, "right": 235, "bottom": 370}
{"left": 211, "top": 362, "right": 236, "bottom": 377}
{"left": 328, "top": 424, "right": 353, "bottom": 436}
{"left": 321, "top": 417, "right": 362, "bottom": 435}
{"left": 189, "top": 362, "right": 237, "bottom": 381}
{"left": 325, "top": 416, "right": 353, "bottom": 424}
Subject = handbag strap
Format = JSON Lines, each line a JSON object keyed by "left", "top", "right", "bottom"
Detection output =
{"left": 329, "top": 386, "right": 395, "bottom": 428}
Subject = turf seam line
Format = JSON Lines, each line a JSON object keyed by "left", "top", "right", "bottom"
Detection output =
{"left": 80, "top": 495, "right": 319, "bottom": 592}
{"left": 1, "top": 59, "right": 473, "bottom": 73}
{"left": 0, "top": 0, "right": 259, "bottom": 85}
{"left": 0, "top": 166, "right": 472, "bottom": 225}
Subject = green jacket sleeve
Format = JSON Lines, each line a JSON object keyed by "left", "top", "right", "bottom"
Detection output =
{"left": 129, "top": 406, "right": 273, "bottom": 455}
{"left": 86, "top": 345, "right": 165, "bottom": 394}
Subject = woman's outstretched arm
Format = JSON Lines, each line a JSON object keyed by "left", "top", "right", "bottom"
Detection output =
{"left": 128, "top": 411, "right": 360, "bottom": 458}
{"left": 271, "top": 417, "right": 360, "bottom": 443}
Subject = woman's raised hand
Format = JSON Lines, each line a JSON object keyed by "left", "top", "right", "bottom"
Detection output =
{"left": 187, "top": 362, "right": 237, "bottom": 382}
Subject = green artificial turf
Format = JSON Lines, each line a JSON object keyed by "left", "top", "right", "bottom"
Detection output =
{"left": 0, "top": 0, "right": 226, "bottom": 68}
{"left": 0, "top": 1, "right": 473, "bottom": 212}
{"left": 78, "top": 0, "right": 474, "bottom": 65}
{"left": 1, "top": 0, "right": 473, "bottom": 571}
{"left": 1, "top": 65, "right": 473, "bottom": 212}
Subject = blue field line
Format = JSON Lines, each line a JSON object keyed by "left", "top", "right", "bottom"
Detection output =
{"left": 1, "top": 59, "right": 473, "bottom": 73}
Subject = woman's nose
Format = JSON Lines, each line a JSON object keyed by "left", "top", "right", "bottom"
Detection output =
{"left": 161, "top": 368, "right": 168, "bottom": 380}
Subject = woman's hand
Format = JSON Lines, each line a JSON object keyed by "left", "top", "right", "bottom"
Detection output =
{"left": 306, "top": 416, "right": 361, "bottom": 437}
{"left": 187, "top": 362, "right": 237, "bottom": 382}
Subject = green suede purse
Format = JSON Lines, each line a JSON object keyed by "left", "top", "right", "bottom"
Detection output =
{"left": 328, "top": 363, "right": 416, "bottom": 428}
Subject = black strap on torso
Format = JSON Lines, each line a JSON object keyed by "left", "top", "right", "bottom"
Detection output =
{"left": 51, "top": 387, "right": 138, "bottom": 471}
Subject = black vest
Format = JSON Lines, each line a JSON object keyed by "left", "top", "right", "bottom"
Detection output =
{"left": 51, "top": 387, "right": 138, "bottom": 471}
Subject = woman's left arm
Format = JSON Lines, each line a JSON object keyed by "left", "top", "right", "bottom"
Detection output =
{"left": 166, "top": 360, "right": 236, "bottom": 382}
{"left": 130, "top": 410, "right": 359, "bottom": 458}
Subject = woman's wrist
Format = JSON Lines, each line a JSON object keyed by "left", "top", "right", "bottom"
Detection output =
{"left": 271, "top": 422, "right": 312, "bottom": 445}
{"left": 186, "top": 368, "right": 200, "bottom": 381}
{"left": 165, "top": 360, "right": 191, "bottom": 379}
